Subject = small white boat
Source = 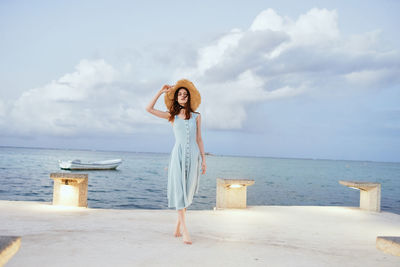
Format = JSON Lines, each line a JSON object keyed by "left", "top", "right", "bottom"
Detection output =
{"left": 58, "top": 159, "right": 122, "bottom": 170}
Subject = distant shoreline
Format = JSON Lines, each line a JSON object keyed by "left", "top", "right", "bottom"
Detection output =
{"left": 1, "top": 145, "right": 399, "bottom": 164}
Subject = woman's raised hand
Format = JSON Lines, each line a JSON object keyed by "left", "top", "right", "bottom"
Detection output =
{"left": 160, "top": 84, "right": 173, "bottom": 94}
{"left": 146, "top": 84, "right": 174, "bottom": 119}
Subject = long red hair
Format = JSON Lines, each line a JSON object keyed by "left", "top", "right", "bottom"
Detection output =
{"left": 168, "top": 87, "right": 196, "bottom": 122}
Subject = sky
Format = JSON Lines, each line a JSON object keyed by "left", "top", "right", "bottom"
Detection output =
{"left": 0, "top": 0, "right": 399, "bottom": 162}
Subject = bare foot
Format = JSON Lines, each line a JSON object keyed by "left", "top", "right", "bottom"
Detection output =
{"left": 174, "top": 231, "right": 182, "bottom": 237}
{"left": 174, "top": 220, "right": 182, "bottom": 237}
{"left": 183, "top": 238, "right": 192, "bottom": 245}
{"left": 182, "top": 230, "right": 192, "bottom": 245}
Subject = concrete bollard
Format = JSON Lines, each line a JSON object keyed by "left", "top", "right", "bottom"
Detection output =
{"left": 50, "top": 173, "right": 88, "bottom": 207}
{"left": 339, "top": 180, "right": 381, "bottom": 212}
{"left": 376, "top": 236, "right": 400, "bottom": 257}
{"left": 216, "top": 178, "right": 255, "bottom": 209}
{"left": 0, "top": 236, "right": 21, "bottom": 266}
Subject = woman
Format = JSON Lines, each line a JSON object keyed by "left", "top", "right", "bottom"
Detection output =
{"left": 145, "top": 79, "right": 206, "bottom": 245}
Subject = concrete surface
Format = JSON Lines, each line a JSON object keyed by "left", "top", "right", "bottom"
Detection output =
{"left": 1, "top": 201, "right": 399, "bottom": 267}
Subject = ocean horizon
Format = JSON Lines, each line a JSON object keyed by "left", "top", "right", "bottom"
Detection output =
{"left": 2, "top": 145, "right": 399, "bottom": 164}
{"left": 1, "top": 146, "right": 399, "bottom": 214}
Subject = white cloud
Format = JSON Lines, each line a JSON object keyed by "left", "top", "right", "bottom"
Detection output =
{"left": 345, "top": 68, "right": 400, "bottom": 87}
{"left": 292, "top": 8, "right": 339, "bottom": 42}
{"left": 250, "top": 8, "right": 287, "bottom": 32}
{"left": 199, "top": 70, "right": 266, "bottom": 129}
{"left": 198, "top": 70, "right": 304, "bottom": 129}
{"left": 2, "top": 8, "right": 399, "bottom": 136}
{"left": 3, "top": 59, "right": 168, "bottom": 136}
{"left": 173, "top": 8, "right": 399, "bottom": 129}
{"left": 250, "top": 8, "right": 339, "bottom": 43}
{"left": 196, "top": 29, "right": 243, "bottom": 76}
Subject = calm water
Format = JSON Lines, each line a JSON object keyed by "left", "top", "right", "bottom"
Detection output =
{"left": 0, "top": 146, "right": 399, "bottom": 214}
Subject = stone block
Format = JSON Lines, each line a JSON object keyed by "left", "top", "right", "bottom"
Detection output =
{"left": 0, "top": 236, "right": 21, "bottom": 266}
{"left": 216, "top": 178, "right": 255, "bottom": 209}
{"left": 376, "top": 236, "right": 400, "bottom": 257}
{"left": 339, "top": 180, "right": 381, "bottom": 212}
{"left": 50, "top": 173, "right": 88, "bottom": 207}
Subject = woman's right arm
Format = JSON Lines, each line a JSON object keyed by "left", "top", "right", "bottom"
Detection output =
{"left": 145, "top": 85, "right": 171, "bottom": 120}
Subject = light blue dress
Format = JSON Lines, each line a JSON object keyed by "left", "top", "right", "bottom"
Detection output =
{"left": 167, "top": 112, "right": 201, "bottom": 210}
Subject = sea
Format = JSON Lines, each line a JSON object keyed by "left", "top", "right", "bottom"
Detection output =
{"left": 0, "top": 146, "right": 399, "bottom": 214}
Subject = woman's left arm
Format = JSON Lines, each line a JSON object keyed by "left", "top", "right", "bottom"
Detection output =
{"left": 196, "top": 113, "right": 207, "bottom": 174}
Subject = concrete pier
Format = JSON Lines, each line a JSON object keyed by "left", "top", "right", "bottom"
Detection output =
{"left": 1, "top": 200, "right": 399, "bottom": 266}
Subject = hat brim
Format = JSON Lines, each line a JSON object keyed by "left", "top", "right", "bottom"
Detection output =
{"left": 164, "top": 79, "right": 201, "bottom": 111}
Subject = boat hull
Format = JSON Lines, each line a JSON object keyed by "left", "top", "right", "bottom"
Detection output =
{"left": 59, "top": 159, "right": 122, "bottom": 170}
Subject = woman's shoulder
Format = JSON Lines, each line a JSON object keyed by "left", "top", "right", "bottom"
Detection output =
{"left": 191, "top": 111, "right": 201, "bottom": 121}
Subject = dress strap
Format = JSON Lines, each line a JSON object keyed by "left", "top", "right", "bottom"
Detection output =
{"left": 191, "top": 112, "right": 198, "bottom": 120}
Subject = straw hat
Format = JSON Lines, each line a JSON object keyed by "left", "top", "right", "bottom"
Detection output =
{"left": 164, "top": 79, "right": 201, "bottom": 111}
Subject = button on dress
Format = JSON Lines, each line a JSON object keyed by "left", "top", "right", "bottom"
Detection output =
{"left": 167, "top": 112, "right": 201, "bottom": 210}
